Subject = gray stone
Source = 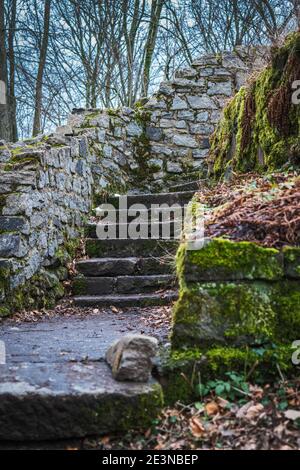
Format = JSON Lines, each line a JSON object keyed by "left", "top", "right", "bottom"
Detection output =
{"left": 171, "top": 78, "right": 205, "bottom": 88}
{"left": 190, "top": 123, "right": 215, "bottom": 134}
{"left": 0, "top": 233, "right": 27, "bottom": 258}
{"left": 126, "top": 122, "right": 142, "bottom": 137}
{"left": 193, "top": 149, "right": 209, "bottom": 159}
{"left": 0, "top": 148, "right": 11, "bottom": 163}
{"left": 90, "top": 114, "right": 110, "bottom": 128}
{"left": 166, "top": 161, "right": 182, "bottom": 173}
{"left": 193, "top": 55, "right": 220, "bottom": 66}
{"left": 0, "top": 216, "right": 28, "bottom": 232}
{"left": 172, "top": 134, "right": 198, "bottom": 148}
{"left": 199, "top": 137, "right": 210, "bottom": 149}
{"left": 97, "top": 129, "right": 106, "bottom": 143}
{"left": 106, "top": 334, "right": 158, "bottom": 382}
{"left": 187, "top": 95, "right": 217, "bottom": 109}
{"left": 151, "top": 144, "right": 173, "bottom": 156}
{"left": 146, "top": 126, "right": 163, "bottom": 141}
{"left": 56, "top": 124, "right": 73, "bottom": 135}
{"left": 159, "top": 82, "right": 174, "bottom": 96}
{"left": 198, "top": 67, "right": 214, "bottom": 77}
{"left": 171, "top": 96, "right": 187, "bottom": 110}
{"left": 148, "top": 158, "right": 163, "bottom": 169}
{"left": 144, "top": 97, "right": 167, "bottom": 109}
{"left": 175, "top": 67, "right": 198, "bottom": 79}
{"left": 196, "top": 111, "right": 209, "bottom": 122}
{"left": 207, "top": 80, "right": 232, "bottom": 96}
{"left": 177, "top": 110, "right": 194, "bottom": 120}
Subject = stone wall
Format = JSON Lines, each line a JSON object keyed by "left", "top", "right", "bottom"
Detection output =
{"left": 0, "top": 134, "right": 93, "bottom": 315}
{"left": 171, "top": 238, "right": 300, "bottom": 375}
{"left": 0, "top": 47, "right": 266, "bottom": 314}
{"left": 68, "top": 47, "right": 266, "bottom": 194}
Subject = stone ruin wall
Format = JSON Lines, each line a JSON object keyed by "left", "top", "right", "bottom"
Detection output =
{"left": 0, "top": 135, "right": 93, "bottom": 314}
{"left": 69, "top": 47, "right": 267, "bottom": 195}
{"left": 0, "top": 47, "right": 267, "bottom": 314}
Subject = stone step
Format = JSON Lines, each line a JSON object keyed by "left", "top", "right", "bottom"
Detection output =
{"left": 85, "top": 220, "right": 183, "bottom": 239}
{"left": 85, "top": 238, "right": 179, "bottom": 258}
{"left": 76, "top": 257, "right": 175, "bottom": 276}
{"left": 168, "top": 180, "right": 200, "bottom": 192}
{"left": 73, "top": 290, "right": 178, "bottom": 307}
{"left": 73, "top": 275, "right": 176, "bottom": 295}
{"left": 104, "top": 190, "right": 195, "bottom": 209}
{"left": 0, "top": 362, "right": 162, "bottom": 440}
{"left": 93, "top": 207, "right": 186, "bottom": 224}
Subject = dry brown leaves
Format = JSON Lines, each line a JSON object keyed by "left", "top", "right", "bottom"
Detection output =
{"left": 83, "top": 379, "right": 300, "bottom": 451}
{"left": 196, "top": 172, "right": 300, "bottom": 248}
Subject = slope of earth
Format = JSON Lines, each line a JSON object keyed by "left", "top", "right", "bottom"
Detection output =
{"left": 194, "top": 172, "right": 300, "bottom": 248}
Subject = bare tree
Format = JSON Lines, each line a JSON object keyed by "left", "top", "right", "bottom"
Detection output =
{"left": 32, "top": 0, "right": 51, "bottom": 136}
{"left": 8, "top": 0, "right": 17, "bottom": 141}
{"left": 141, "top": 0, "right": 164, "bottom": 97}
{"left": 0, "top": 0, "right": 10, "bottom": 141}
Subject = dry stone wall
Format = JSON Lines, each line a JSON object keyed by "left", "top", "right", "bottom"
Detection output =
{"left": 68, "top": 47, "right": 266, "bottom": 194}
{"left": 0, "top": 47, "right": 266, "bottom": 314}
{"left": 0, "top": 134, "right": 93, "bottom": 315}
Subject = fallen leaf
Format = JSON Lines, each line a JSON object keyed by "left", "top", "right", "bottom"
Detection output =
{"left": 101, "top": 435, "right": 110, "bottom": 445}
{"left": 190, "top": 417, "right": 205, "bottom": 438}
{"left": 205, "top": 401, "right": 219, "bottom": 416}
{"left": 284, "top": 409, "right": 300, "bottom": 421}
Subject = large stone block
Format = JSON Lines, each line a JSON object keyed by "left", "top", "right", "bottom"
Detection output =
{"left": 172, "top": 279, "right": 300, "bottom": 349}
{"left": 178, "top": 239, "right": 284, "bottom": 282}
{"left": 187, "top": 95, "right": 218, "bottom": 109}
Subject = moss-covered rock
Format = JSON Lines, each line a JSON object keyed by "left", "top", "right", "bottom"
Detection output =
{"left": 177, "top": 238, "right": 284, "bottom": 283}
{"left": 209, "top": 32, "right": 300, "bottom": 178}
{"left": 283, "top": 246, "right": 300, "bottom": 278}
{"left": 157, "top": 344, "right": 297, "bottom": 405}
{"left": 171, "top": 237, "right": 300, "bottom": 387}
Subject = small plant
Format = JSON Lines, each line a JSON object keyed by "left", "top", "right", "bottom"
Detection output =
{"left": 196, "top": 372, "right": 250, "bottom": 402}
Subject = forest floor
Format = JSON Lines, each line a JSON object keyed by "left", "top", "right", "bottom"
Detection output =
{"left": 197, "top": 171, "right": 300, "bottom": 248}
{"left": 1, "top": 300, "right": 300, "bottom": 450}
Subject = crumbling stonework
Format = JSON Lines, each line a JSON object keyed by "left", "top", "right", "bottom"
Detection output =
{"left": 69, "top": 47, "right": 267, "bottom": 194}
{"left": 0, "top": 135, "right": 93, "bottom": 314}
{"left": 0, "top": 47, "right": 266, "bottom": 314}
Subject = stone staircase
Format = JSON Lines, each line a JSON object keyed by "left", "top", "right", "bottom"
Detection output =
{"left": 72, "top": 190, "right": 195, "bottom": 307}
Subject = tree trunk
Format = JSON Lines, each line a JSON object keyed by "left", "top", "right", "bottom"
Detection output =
{"left": 32, "top": 0, "right": 51, "bottom": 137}
{"left": 141, "top": 0, "right": 164, "bottom": 97}
{"left": 0, "top": 0, "right": 10, "bottom": 142}
{"left": 8, "top": 0, "right": 17, "bottom": 141}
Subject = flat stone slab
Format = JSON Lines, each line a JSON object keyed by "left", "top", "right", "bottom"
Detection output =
{"left": 0, "top": 362, "right": 162, "bottom": 441}
{"left": 0, "top": 310, "right": 168, "bottom": 441}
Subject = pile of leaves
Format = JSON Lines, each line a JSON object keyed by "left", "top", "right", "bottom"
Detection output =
{"left": 195, "top": 172, "right": 300, "bottom": 248}
{"left": 81, "top": 377, "right": 300, "bottom": 450}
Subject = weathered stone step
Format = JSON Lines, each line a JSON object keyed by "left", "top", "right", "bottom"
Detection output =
{"left": 73, "top": 275, "right": 176, "bottom": 295}
{"left": 0, "top": 362, "right": 162, "bottom": 441}
{"left": 76, "top": 257, "right": 174, "bottom": 276}
{"left": 169, "top": 180, "right": 200, "bottom": 192}
{"left": 94, "top": 207, "right": 186, "bottom": 223}
{"left": 73, "top": 290, "right": 178, "bottom": 307}
{"left": 104, "top": 190, "right": 195, "bottom": 209}
{"left": 85, "top": 220, "right": 183, "bottom": 239}
{"left": 86, "top": 238, "right": 178, "bottom": 258}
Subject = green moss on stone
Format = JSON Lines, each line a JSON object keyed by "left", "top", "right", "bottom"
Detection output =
{"left": 178, "top": 238, "right": 283, "bottom": 282}
{"left": 283, "top": 246, "right": 300, "bottom": 278}
{"left": 210, "top": 32, "right": 300, "bottom": 177}
{"left": 73, "top": 276, "right": 87, "bottom": 295}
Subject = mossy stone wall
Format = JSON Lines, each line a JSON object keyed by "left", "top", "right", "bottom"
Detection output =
{"left": 170, "top": 238, "right": 300, "bottom": 389}
{"left": 0, "top": 136, "right": 93, "bottom": 315}
{"left": 209, "top": 32, "right": 300, "bottom": 177}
